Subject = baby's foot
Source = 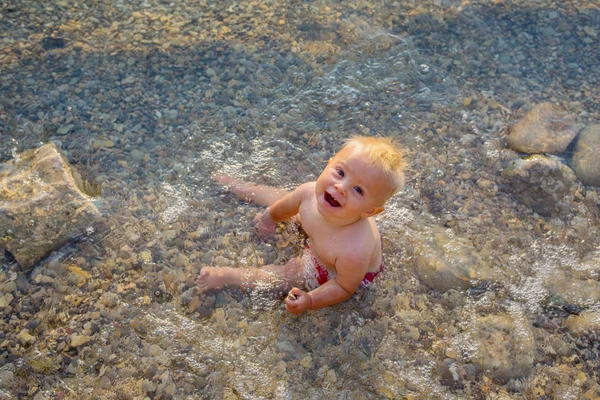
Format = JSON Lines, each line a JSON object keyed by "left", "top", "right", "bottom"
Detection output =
{"left": 212, "top": 173, "right": 239, "bottom": 187}
{"left": 196, "top": 267, "right": 231, "bottom": 292}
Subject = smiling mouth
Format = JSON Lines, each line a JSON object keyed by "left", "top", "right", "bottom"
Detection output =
{"left": 324, "top": 192, "right": 341, "bottom": 207}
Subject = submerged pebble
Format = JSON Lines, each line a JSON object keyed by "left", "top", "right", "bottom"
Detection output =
{"left": 572, "top": 124, "right": 600, "bottom": 186}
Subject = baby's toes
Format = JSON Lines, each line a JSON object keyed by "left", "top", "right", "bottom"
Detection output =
{"left": 197, "top": 268, "right": 209, "bottom": 282}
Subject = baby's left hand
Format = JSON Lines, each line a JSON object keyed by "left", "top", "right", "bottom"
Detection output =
{"left": 285, "top": 288, "right": 311, "bottom": 315}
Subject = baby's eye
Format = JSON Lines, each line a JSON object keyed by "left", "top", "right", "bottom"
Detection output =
{"left": 354, "top": 187, "right": 363, "bottom": 195}
{"left": 336, "top": 168, "right": 344, "bottom": 177}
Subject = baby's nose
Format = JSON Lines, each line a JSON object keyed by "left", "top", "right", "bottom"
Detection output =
{"left": 334, "top": 183, "right": 347, "bottom": 197}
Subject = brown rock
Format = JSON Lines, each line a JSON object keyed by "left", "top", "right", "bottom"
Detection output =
{"left": 572, "top": 124, "right": 600, "bottom": 186}
{"left": 0, "top": 143, "right": 102, "bottom": 269}
{"left": 564, "top": 309, "right": 600, "bottom": 338}
{"left": 70, "top": 334, "right": 91, "bottom": 347}
{"left": 17, "top": 329, "right": 36, "bottom": 345}
{"left": 507, "top": 102, "right": 579, "bottom": 154}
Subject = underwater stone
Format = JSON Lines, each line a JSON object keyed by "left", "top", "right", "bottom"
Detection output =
{"left": 545, "top": 269, "right": 600, "bottom": 308}
{"left": 16, "top": 329, "right": 35, "bottom": 345}
{"left": 501, "top": 154, "right": 576, "bottom": 216}
{"left": 408, "top": 225, "right": 494, "bottom": 293}
{"left": 276, "top": 340, "right": 298, "bottom": 361}
{"left": 571, "top": 124, "right": 600, "bottom": 186}
{"left": 70, "top": 334, "right": 92, "bottom": 348}
{"left": 472, "top": 313, "right": 534, "bottom": 382}
{"left": 437, "top": 359, "right": 476, "bottom": 389}
{"left": 40, "top": 37, "right": 67, "bottom": 50}
{"left": 0, "top": 143, "right": 102, "bottom": 270}
{"left": 506, "top": 102, "right": 579, "bottom": 154}
{"left": 564, "top": 309, "right": 600, "bottom": 338}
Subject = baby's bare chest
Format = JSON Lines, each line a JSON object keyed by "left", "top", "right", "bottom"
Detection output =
{"left": 298, "top": 203, "right": 373, "bottom": 269}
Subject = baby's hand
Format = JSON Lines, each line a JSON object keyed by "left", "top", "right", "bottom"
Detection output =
{"left": 254, "top": 210, "right": 276, "bottom": 239}
{"left": 285, "top": 288, "right": 311, "bottom": 315}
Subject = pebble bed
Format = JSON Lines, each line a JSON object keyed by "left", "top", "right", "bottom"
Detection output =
{"left": 1, "top": 0, "right": 600, "bottom": 399}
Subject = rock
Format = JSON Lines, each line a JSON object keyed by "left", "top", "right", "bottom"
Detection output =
{"left": 437, "top": 359, "right": 476, "bottom": 389}
{"left": 56, "top": 125, "right": 74, "bottom": 135}
{"left": 326, "top": 369, "right": 337, "bottom": 384}
{"left": 1, "top": 280, "right": 16, "bottom": 293}
{"left": 507, "top": 102, "right": 579, "bottom": 154}
{"left": 100, "top": 292, "right": 119, "bottom": 308}
{"left": 275, "top": 340, "right": 297, "bottom": 361}
{"left": 0, "top": 366, "right": 14, "bottom": 389}
{"left": 40, "top": 37, "right": 66, "bottom": 50}
{"left": 149, "top": 344, "right": 162, "bottom": 357}
{"left": 0, "top": 293, "right": 13, "bottom": 308}
{"left": 300, "top": 355, "right": 312, "bottom": 368}
{"left": 476, "top": 178, "right": 498, "bottom": 196}
{"left": 17, "top": 329, "right": 35, "bottom": 345}
{"left": 501, "top": 155, "right": 576, "bottom": 216}
{"left": 214, "top": 255, "right": 230, "bottom": 267}
{"left": 129, "top": 149, "right": 145, "bottom": 161}
{"left": 15, "top": 274, "right": 29, "bottom": 293}
{"left": 66, "top": 360, "right": 82, "bottom": 375}
{"left": 571, "top": 124, "right": 600, "bottom": 186}
{"left": 174, "top": 253, "right": 189, "bottom": 268}
{"left": 409, "top": 225, "right": 493, "bottom": 293}
{"left": 564, "top": 308, "right": 600, "bottom": 338}
{"left": 141, "top": 379, "right": 158, "bottom": 394}
{"left": 0, "top": 143, "right": 102, "bottom": 270}
{"left": 472, "top": 313, "right": 535, "bottom": 382}
{"left": 70, "top": 334, "right": 91, "bottom": 347}
{"left": 545, "top": 269, "right": 600, "bottom": 308}
{"left": 274, "top": 360, "right": 286, "bottom": 374}
{"left": 583, "top": 26, "right": 597, "bottom": 39}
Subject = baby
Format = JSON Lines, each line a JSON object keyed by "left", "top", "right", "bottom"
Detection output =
{"left": 197, "top": 136, "right": 406, "bottom": 314}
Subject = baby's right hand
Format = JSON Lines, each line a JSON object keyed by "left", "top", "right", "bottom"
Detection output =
{"left": 254, "top": 210, "right": 276, "bottom": 239}
{"left": 285, "top": 288, "right": 311, "bottom": 315}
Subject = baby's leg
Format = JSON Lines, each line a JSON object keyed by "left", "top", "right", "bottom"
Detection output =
{"left": 197, "top": 257, "right": 304, "bottom": 293}
{"left": 213, "top": 173, "right": 289, "bottom": 207}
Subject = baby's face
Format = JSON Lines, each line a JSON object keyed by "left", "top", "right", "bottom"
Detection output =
{"left": 315, "top": 147, "right": 390, "bottom": 223}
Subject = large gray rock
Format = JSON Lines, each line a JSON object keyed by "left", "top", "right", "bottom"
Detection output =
{"left": 0, "top": 143, "right": 101, "bottom": 269}
{"left": 409, "top": 225, "right": 494, "bottom": 293}
{"left": 471, "top": 313, "right": 535, "bottom": 382}
{"left": 571, "top": 124, "right": 600, "bottom": 186}
{"left": 507, "top": 102, "right": 579, "bottom": 154}
{"left": 501, "top": 155, "right": 576, "bottom": 216}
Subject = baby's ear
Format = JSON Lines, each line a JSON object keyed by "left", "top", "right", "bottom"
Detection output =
{"left": 361, "top": 206, "right": 384, "bottom": 219}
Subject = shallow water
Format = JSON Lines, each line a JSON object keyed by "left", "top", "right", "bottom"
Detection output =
{"left": 1, "top": 0, "right": 600, "bottom": 399}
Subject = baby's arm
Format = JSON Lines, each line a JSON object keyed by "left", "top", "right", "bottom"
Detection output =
{"left": 255, "top": 182, "right": 311, "bottom": 238}
{"left": 213, "top": 173, "right": 289, "bottom": 207}
{"left": 259, "top": 183, "right": 311, "bottom": 221}
{"left": 286, "top": 253, "right": 367, "bottom": 314}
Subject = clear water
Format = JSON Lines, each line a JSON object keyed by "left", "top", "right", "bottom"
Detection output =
{"left": 1, "top": 0, "right": 599, "bottom": 398}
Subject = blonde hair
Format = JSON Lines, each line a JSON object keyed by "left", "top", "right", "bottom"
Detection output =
{"left": 341, "top": 135, "right": 406, "bottom": 197}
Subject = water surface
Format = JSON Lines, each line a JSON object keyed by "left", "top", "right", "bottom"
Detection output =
{"left": 0, "top": 0, "right": 599, "bottom": 398}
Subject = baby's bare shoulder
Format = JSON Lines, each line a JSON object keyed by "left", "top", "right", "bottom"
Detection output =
{"left": 331, "top": 230, "right": 376, "bottom": 285}
{"left": 336, "top": 223, "right": 378, "bottom": 260}
{"left": 293, "top": 181, "right": 315, "bottom": 199}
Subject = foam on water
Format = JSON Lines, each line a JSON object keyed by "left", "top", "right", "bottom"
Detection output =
{"left": 159, "top": 183, "right": 190, "bottom": 225}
